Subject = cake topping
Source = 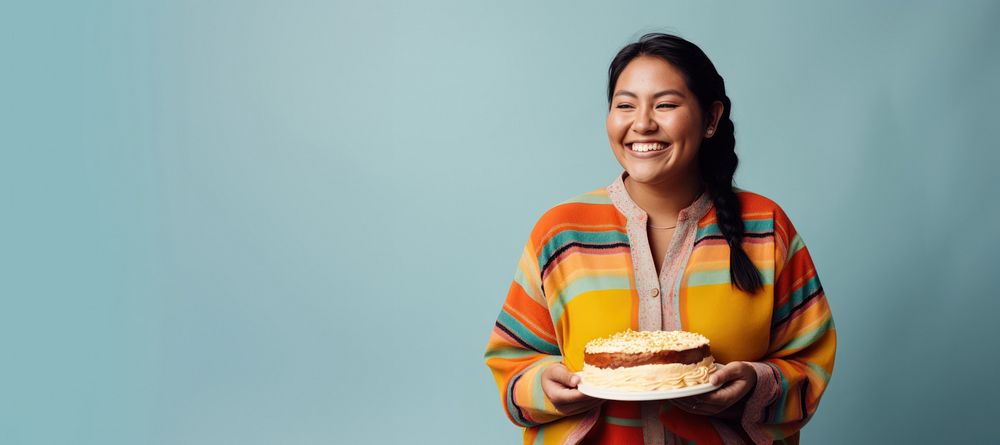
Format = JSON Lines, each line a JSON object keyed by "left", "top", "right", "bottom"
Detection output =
{"left": 584, "top": 329, "right": 710, "bottom": 354}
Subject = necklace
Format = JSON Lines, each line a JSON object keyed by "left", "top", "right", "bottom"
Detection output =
{"left": 648, "top": 223, "right": 677, "bottom": 230}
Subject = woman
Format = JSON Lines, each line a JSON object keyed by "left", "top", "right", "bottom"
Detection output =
{"left": 484, "top": 33, "right": 836, "bottom": 445}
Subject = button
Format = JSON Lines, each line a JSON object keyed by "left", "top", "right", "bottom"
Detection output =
{"left": 650, "top": 288, "right": 660, "bottom": 298}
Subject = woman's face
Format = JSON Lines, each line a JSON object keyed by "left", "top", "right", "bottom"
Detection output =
{"left": 607, "top": 55, "right": 716, "bottom": 187}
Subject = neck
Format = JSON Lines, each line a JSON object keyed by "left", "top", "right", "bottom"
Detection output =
{"left": 623, "top": 171, "right": 705, "bottom": 225}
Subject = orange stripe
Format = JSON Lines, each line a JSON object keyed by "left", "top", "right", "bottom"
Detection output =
{"left": 698, "top": 210, "right": 774, "bottom": 227}
{"left": 502, "top": 281, "right": 558, "bottom": 344}
{"left": 532, "top": 204, "right": 623, "bottom": 246}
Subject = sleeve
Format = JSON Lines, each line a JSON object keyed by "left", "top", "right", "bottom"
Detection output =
{"left": 483, "top": 234, "right": 568, "bottom": 428}
{"left": 739, "top": 207, "right": 837, "bottom": 444}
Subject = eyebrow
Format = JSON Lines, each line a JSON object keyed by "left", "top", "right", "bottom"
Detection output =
{"left": 613, "top": 89, "right": 686, "bottom": 99}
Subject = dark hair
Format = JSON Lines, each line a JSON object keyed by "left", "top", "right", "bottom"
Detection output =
{"left": 607, "top": 32, "right": 763, "bottom": 294}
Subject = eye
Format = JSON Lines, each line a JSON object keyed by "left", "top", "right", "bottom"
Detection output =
{"left": 615, "top": 103, "right": 634, "bottom": 109}
{"left": 657, "top": 103, "right": 678, "bottom": 109}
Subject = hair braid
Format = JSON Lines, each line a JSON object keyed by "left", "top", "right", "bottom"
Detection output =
{"left": 698, "top": 102, "right": 763, "bottom": 293}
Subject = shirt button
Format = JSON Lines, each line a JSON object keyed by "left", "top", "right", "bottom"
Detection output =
{"left": 650, "top": 288, "right": 660, "bottom": 298}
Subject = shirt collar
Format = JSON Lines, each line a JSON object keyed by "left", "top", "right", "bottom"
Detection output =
{"left": 606, "top": 171, "right": 713, "bottom": 222}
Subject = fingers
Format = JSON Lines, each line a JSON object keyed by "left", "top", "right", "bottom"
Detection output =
{"left": 545, "top": 384, "right": 592, "bottom": 405}
{"left": 680, "top": 379, "right": 751, "bottom": 415}
{"left": 672, "top": 362, "right": 756, "bottom": 415}
{"left": 706, "top": 379, "right": 751, "bottom": 404}
{"left": 541, "top": 363, "right": 604, "bottom": 415}
{"left": 543, "top": 377, "right": 593, "bottom": 405}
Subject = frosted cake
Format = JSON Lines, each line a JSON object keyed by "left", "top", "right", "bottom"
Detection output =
{"left": 578, "top": 329, "right": 717, "bottom": 391}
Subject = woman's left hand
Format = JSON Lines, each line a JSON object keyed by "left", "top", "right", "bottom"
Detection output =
{"left": 668, "top": 361, "right": 757, "bottom": 417}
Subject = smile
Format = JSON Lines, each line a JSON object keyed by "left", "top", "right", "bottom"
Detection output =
{"left": 629, "top": 142, "right": 669, "bottom": 153}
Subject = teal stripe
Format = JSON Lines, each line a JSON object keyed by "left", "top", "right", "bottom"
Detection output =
{"left": 787, "top": 233, "right": 805, "bottom": 257}
{"left": 744, "top": 219, "right": 775, "bottom": 233}
{"left": 805, "top": 359, "right": 832, "bottom": 383}
{"left": 604, "top": 416, "right": 642, "bottom": 427}
{"left": 695, "top": 224, "right": 719, "bottom": 238}
{"left": 774, "top": 275, "right": 821, "bottom": 322}
{"left": 685, "top": 268, "right": 774, "bottom": 287}
{"left": 537, "top": 230, "right": 629, "bottom": 271}
{"left": 549, "top": 274, "right": 632, "bottom": 322}
{"left": 686, "top": 269, "right": 729, "bottom": 286}
{"left": 778, "top": 317, "right": 833, "bottom": 352}
{"left": 773, "top": 363, "right": 789, "bottom": 422}
{"left": 696, "top": 219, "right": 775, "bottom": 238}
{"left": 497, "top": 310, "right": 560, "bottom": 355}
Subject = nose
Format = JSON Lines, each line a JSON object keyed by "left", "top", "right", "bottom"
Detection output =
{"left": 631, "top": 105, "right": 657, "bottom": 133}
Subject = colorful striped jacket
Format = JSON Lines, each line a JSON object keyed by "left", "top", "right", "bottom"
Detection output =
{"left": 484, "top": 172, "right": 836, "bottom": 444}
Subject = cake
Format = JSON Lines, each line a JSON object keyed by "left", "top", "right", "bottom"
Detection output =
{"left": 578, "top": 329, "right": 717, "bottom": 391}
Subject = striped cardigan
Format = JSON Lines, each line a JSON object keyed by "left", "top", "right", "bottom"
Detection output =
{"left": 484, "top": 172, "right": 836, "bottom": 444}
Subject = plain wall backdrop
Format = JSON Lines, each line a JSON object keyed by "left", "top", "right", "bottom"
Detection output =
{"left": 2, "top": 1, "right": 999, "bottom": 443}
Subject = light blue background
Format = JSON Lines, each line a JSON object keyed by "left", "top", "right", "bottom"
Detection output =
{"left": 2, "top": 1, "right": 999, "bottom": 444}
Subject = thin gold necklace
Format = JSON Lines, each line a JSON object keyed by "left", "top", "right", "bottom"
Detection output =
{"left": 648, "top": 224, "right": 676, "bottom": 230}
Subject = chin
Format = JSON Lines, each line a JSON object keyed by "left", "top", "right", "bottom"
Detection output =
{"left": 624, "top": 167, "right": 668, "bottom": 184}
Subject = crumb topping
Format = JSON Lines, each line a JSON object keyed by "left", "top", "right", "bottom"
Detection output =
{"left": 584, "top": 329, "right": 710, "bottom": 354}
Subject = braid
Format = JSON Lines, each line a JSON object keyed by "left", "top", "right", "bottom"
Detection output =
{"left": 699, "top": 97, "right": 764, "bottom": 294}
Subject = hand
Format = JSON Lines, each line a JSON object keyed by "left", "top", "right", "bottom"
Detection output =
{"left": 541, "top": 363, "right": 605, "bottom": 416}
{"left": 668, "top": 361, "right": 757, "bottom": 417}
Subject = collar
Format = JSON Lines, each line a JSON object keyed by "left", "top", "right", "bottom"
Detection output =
{"left": 606, "top": 171, "right": 713, "bottom": 223}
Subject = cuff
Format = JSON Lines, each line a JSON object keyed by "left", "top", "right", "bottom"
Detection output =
{"left": 509, "top": 357, "right": 565, "bottom": 426}
{"left": 740, "top": 361, "right": 781, "bottom": 445}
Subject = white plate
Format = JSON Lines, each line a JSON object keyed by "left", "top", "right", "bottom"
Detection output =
{"left": 575, "top": 364, "right": 723, "bottom": 401}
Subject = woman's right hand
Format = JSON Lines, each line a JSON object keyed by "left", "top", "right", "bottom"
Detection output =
{"left": 541, "top": 363, "right": 605, "bottom": 416}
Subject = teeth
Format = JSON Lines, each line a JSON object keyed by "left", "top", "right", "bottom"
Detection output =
{"left": 631, "top": 142, "right": 666, "bottom": 152}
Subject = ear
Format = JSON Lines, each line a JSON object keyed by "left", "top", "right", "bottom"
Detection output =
{"left": 705, "top": 100, "right": 724, "bottom": 137}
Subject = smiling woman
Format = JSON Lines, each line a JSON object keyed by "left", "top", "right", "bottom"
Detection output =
{"left": 484, "top": 33, "right": 836, "bottom": 445}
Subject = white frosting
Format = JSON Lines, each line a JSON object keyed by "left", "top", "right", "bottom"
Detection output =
{"left": 578, "top": 357, "right": 717, "bottom": 391}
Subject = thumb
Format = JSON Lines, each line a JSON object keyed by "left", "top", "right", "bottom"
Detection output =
{"left": 550, "top": 363, "right": 580, "bottom": 388}
{"left": 709, "top": 362, "right": 739, "bottom": 386}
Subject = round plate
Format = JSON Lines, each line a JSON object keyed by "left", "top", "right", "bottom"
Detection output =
{"left": 575, "top": 364, "right": 723, "bottom": 401}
